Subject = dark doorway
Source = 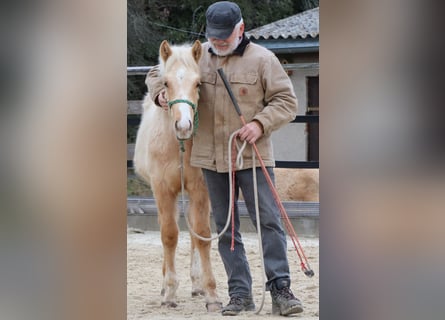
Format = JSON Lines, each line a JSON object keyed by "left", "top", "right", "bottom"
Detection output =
{"left": 307, "top": 76, "right": 319, "bottom": 161}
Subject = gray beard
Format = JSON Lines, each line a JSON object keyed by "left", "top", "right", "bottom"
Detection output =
{"left": 209, "top": 37, "right": 242, "bottom": 57}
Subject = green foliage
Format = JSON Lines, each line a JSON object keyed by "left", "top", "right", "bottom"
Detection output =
{"left": 128, "top": 0, "right": 319, "bottom": 67}
{"left": 297, "top": 0, "right": 319, "bottom": 11}
{"left": 127, "top": 0, "right": 319, "bottom": 100}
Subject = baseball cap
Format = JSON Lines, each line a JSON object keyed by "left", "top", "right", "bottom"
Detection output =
{"left": 205, "top": 1, "right": 242, "bottom": 39}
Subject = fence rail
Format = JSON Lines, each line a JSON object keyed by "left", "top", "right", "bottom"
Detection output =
{"left": 127, "top": 62, "right": 319, "bottom": 76}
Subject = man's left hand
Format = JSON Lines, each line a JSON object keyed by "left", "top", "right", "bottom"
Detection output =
{"left": 238, "top": 120, "right": 263, "bottom": 144}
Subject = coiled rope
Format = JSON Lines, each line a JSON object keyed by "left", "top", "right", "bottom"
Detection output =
{"left": 180, "top": 130, "right": 266, "bottom": 314}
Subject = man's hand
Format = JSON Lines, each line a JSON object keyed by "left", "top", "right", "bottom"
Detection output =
{"left": 157, "top": 90, "right": 169, "bottom": 111}
{"left": 238, "top": 120, "right": 264, "bottom": 144}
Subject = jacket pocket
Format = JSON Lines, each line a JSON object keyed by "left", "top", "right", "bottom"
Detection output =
{"left": 229, "top": 73, "right": 258, "bottom": 85}
{"left": 201, "top": 72, "right": 217, "bottom": 84}
{"left": 229, "top": 72, "right": 262, "bottom": 120}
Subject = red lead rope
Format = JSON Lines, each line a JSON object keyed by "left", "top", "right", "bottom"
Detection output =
{"left": 218, "top": 67, "right": 314, "bottom": 277}
{"left": 232, "top": 115, "right": 314, "bottom": 277}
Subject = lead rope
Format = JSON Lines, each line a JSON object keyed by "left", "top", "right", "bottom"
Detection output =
{"left": 250, "top": 143, "right": 267, "bottom": 314}
{"left": 216, "top": 67, "right": 315, "bottom": 278}
{"left": 180, "top": 130, "right": 266, "bottom": 314}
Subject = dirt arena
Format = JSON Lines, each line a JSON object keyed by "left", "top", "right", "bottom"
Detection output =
{"left": 127, "top": 229, "right": 319, "bottom": 319}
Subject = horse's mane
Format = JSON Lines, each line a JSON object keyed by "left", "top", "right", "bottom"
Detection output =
{"left": 158, "top": 43, "right": 200, "bottom": 75}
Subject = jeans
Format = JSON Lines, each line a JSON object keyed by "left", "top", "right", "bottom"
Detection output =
{"left": 202, "top": 167, "right": 290, "bottom": 298}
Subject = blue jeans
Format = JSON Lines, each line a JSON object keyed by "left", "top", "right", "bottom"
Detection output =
{"left": 202, "top": 167, "right": 290, "bottom": 298}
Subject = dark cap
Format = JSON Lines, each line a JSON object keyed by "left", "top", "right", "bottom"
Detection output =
{"left": 205, "top": 1, "right": 242, "bottom": 39}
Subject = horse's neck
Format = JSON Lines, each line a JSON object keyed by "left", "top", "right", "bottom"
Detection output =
{"left": 152, "top": 103, "right": 171, "bottom": 124}
{"left": 143, "top": 98, "right": 192, "bottom": 158}
{"left": 146, "top": 102, "right": 179, "bottom": 144}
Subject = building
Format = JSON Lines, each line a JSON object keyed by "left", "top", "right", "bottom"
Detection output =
{"left": 246, "top": 7, "right": 319, "bottom": 164}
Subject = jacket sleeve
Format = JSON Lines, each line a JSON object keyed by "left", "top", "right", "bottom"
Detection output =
{"left": 145, "top": 65, "right": 164, "bottom": 107}
{"left": 252, "top": 54, "right": 298, "bottom": 136}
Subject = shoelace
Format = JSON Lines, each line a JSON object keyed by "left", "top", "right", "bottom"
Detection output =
{"left": 275, "top": 287, "right": 295, "bottom": 300}
{"left": 229, "top": 296, "right": 246, "bottom": 306}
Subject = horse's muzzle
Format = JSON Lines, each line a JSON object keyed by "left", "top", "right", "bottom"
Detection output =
{"left": 175, "top": 119, "right": 193, "bottom": 140}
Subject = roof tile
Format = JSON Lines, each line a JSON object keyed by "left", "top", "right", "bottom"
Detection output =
{"left": 246, "top": 7, "right": 319, "bottom": 40}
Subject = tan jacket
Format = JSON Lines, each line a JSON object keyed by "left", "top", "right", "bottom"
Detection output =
{"left": 146, "top": 39, "right": 298, "bottom": 173}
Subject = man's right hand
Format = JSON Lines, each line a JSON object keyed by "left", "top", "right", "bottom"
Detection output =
{"left": 157, "top": 90, "right": 168, "bottom": 111}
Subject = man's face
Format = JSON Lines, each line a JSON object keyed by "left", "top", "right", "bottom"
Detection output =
{"left": 208, "top": 23, "right": 244, "bottom": 56}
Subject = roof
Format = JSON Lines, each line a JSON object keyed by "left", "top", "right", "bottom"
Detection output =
{"left": 245, "top": 7, "right": 319, "bottom": 54}
{"left": 246, "top": 7, "right": 319, "bottom": 40}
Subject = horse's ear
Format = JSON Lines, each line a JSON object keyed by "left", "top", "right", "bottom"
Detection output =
{"left": 160, "top": 40, "right": 172, "bottom": 62}
{"left": 191, "top": 40, "right": 202, "bottom": 63}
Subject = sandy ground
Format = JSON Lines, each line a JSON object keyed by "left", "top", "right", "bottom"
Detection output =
{"left": 127, "top": 229, "right": 319, "bottom": 319}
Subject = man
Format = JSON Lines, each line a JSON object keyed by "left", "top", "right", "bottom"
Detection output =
{"left": 147, "top": 1, "right": 303, "bottom": 316}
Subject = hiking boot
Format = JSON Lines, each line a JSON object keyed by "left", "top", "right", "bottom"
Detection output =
{"left": 221, "top": 296, "right": 255, "bottom": 316}
{"left": 270, "top": 279, "right": 304, "bottom": 316}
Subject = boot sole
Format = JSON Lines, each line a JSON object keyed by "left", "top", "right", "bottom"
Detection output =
{"left": 222, "top": 305, "right": 255, "bottom": 316}
{"left": 272, "top": 302, "right": 304, "bottom": 315}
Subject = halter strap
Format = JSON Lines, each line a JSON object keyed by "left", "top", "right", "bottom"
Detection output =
{"left": 167, "top": 99, "right": 196, "bottom": 110}
{"left": 167, "top": 98, "right": 199, "bottom": 138}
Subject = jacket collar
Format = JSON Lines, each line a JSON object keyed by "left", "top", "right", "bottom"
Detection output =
{"left": 208, "top": 33, "right": 250, "bottom": 57}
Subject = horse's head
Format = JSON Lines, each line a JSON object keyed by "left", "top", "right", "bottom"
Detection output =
{"left": 159, "top": 40, "right": 202, "bottom": 140}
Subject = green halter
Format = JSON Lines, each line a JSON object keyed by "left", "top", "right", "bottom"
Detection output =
{"left": 167, "top": 99, "right": 199, "bottom": 152}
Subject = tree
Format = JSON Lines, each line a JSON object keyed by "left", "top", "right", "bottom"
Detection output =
{"left": 127, "top": 0, "right": 319, "bottom": 99}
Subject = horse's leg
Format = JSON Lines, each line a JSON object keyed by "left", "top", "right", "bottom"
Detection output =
{"left": 187, "top": 180, "right": 222, "bottom": 312}
{"left": 154, "top": 187, "right": 180, "bottom": 308}
{"left": 189, "top": 231, "right": 205, "bottom": 297}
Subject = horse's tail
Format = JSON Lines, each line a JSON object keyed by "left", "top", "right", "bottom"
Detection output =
{"left": 133, "top": 98, "right": 153, "bottom": 185}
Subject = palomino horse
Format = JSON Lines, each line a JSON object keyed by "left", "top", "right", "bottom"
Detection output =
{"left": 133, "top": 40, "right": 221, "bottom": 311}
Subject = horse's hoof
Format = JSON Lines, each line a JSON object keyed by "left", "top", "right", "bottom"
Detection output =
{"left": 161, "top": 301, "right": 178, "bottom": 308}
{"left": 191, "top": 289, "right": 205, "bottom": 297}
{"left": 206, "top": 301, "right": 223, "bottom": 312}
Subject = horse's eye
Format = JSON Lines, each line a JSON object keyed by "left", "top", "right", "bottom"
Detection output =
{"left": 196, "top": 82, "right": 201, "bottom": 88}
{"left": 164, "top": 81, "right": 168, "bottom": 88}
